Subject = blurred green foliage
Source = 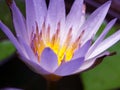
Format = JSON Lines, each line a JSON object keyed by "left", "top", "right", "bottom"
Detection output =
{"left": 0, "top": 40, "right": 15, "bottom": 61}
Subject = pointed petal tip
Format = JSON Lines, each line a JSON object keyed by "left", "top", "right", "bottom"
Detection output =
{"left": 88, "top": 39, "right": 92, "bottom": 44}
{"left": 110, "top": 18, "right": 117, "bottom": 24}
{"left": 107, "top": 18, "right": 117, "bottom": 27}
{"left": 112, "top": 18, "right": 117, "bottom": 22}
{"left": 54, "top": 57, "right": 85, "bottom": 76}
{"left": 101, "top": 0, "right": 111, "bottom": 9}
{"left": 6, "top": 0, "right": 13, "bottom": 6}
{"left": 105, "top": 0, "right": 111, "bottom": 7}
{"left": 108, "top": 0, "right": 112, "bottom": 3}
{"left": 0, "top": 21, "right": 4, "bottom": 28}
{"left": 107, "top": 0, "right": 112, "bottom": 5}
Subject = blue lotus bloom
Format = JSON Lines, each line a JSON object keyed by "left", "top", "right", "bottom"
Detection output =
{"left": 0, "top": 0, "right": 120, "bottom": 80}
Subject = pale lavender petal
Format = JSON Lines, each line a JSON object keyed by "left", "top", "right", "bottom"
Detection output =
{"left": 26, "top": 0, "right": 36, "bottom": 38}
{"left": 61, "top": 0, "right": 84, "bottom": 43}
{"left": 66, "top": 0, "right": 84, "bottom": 33}
{"left": 86, "top": 18, "right": 117, "bottom": 57}
{"left": 73, "top": 39, "right": 91, "bottom": 59}
{"left": 88, "top": 30, "right": 120, "bottom": 59}
{"left": 46, "top": 0, "right": 65, "bottom": 38}
{"left": 75, "top": 51, "right": 110, "bottom": 73}
{"left": 21, "top": 40, "right": 38, "bottom": 63}
{"left": 21, "top": 56, "right": 50, "bottom": 75}
{"left": 33, "top": 0, "right": 47, "bottom": 29}
{"left": 0, "top": 21, "right": 27, "bottom": 58}
{"left": 25, "top": 0, "right": 47, "bottom": 38}
{"left": 40, "top": 48, "right": 58, "bottom": 73}
{"left": 54, "top": 57, "right": 84, "bottom": 76}
{"left": 79, "top": 1, "right": 111, "bottom": 44}
{"left": 9, "top": 1, "right": 28, "bottom": 43}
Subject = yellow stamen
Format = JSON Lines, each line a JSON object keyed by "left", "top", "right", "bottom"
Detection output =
{"left": 30, "top": 22, "right": 84, "bottom": 65}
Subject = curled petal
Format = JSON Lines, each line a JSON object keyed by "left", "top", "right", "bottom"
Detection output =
{"left": 54, "top": 57, "right": 84, "bottom": 76}
{"left": 40, "top": 48, "right": 58, "bottom": 73}
{"left": 75, "top": 51, "right": 111, "bottom": 73}
{"left": 86, "top": 52, "right": 116, "bottom": 71}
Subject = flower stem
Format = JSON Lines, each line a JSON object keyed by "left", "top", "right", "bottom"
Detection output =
{"left": 46, "top": 80, "right": 58, "bottom": 90}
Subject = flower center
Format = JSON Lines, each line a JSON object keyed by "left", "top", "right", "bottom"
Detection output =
{"left": 30, "top": 22, "right": 84, "bottom": 65}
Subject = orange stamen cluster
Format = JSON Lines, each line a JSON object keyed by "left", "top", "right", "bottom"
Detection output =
{"left": 30, "top": 22, "right": 84, "bottom": 65}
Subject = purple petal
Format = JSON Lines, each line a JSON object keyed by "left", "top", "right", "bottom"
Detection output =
{"left": 26, "top": 0, "right": 35, "bottom": 38}
{"left": 75, "top": 51, "right": 110, "bottom": 73}
{"left": 0, "top": 21, "right": 27, "bottom": 58}
{"left": 46, "top": 0, "right": 65, "bottom": 38}
{"left": 25, "top": 0, "right": 47, "bottom": 38}
{"left": 73, "top": 39, "right": 91, "bottom": 59}
{"left": 54, "top": 57, "right": 84, "bottom": 76}
{"left": 88, "top": 30, "right": 120, "bottom": 59}
{"left": 79, "top": 1, "right": 111, "bottom": 44}
{"left": 9, "top": 1, "right": 28, "bottom": 43}
{"left": 32, "top": 0, "right": 47, "bottom": 29}
{"left": 21, "top": 56, "right": 50, "bottom": 75}
{"left": 66, "top": 0, "right": 84, "bottom": 34}
{"left": 86, "top": 18, "right": 117, "bottom": 57}
{"left": 61, "top": 0, "right": 84, "bottom": 43}
{"left": 21, "top": 40, "right": 38, "bottom": 63}
{"left": 40, "top": 48, "right": 58, "bottom": 73}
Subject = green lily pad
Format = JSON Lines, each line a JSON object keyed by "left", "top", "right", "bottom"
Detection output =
{"left": 0, "top": 40, "right": 15, "bottom": 61}
{"left": 82, "top": 24, "right": 120, "bottom": 90}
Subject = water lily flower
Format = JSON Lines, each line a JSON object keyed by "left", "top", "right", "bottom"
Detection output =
{"left": 0, "top": 0, "right": 120, "bottom": 80}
